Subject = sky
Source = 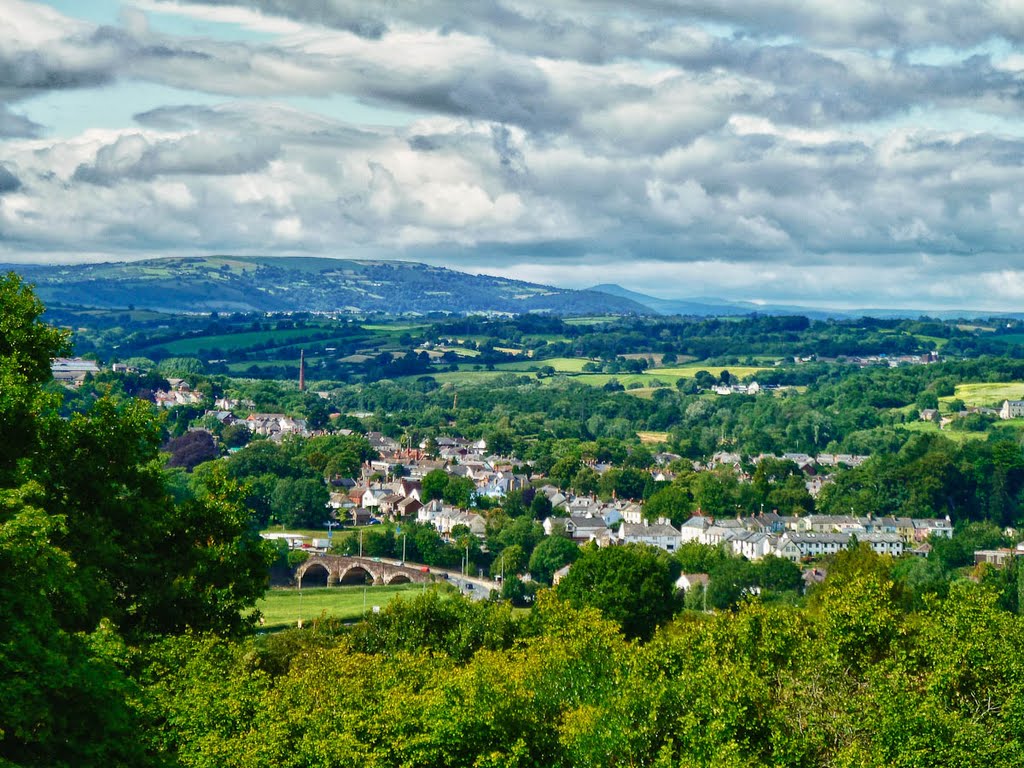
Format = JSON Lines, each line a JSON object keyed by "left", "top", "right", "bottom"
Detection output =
{"left": 1, "top": 1, "right": 1024, "bottom": 310}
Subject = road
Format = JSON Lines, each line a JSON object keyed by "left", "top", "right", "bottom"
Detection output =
{"left": 379, "top": 558, "right": 498, "bottom": 602}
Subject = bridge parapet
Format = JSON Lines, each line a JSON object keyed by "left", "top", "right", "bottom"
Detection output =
{"left": 295, "top": 555, "right": 434, "bottom": 586}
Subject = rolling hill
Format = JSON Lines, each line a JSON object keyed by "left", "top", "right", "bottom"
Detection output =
{"left": 5, "top": 256, "right": 652, "bottom": 316}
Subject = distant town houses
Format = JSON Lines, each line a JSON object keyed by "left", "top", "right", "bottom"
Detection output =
{"left": 50, "top": 356, "right": 100, "bottom": 387}
{"left": 243, "top": 412, "right": 309, "bottom": 439}
{"left": 152, "top": 379, "right": 204, "bottom": 408}
{"left": 711, "top": 381, "right": 761, "bottom": 396}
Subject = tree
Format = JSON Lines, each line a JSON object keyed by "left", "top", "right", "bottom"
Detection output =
{"left": 528, "top": 535, "right": 580, "bottom": 585}
{"left": 642, "top": 485, "right": 692, "bottom": 525}
{"left": 422, "top": 468, "right": 449, "bottom": 502}
{"left": 271, "top": 477, "right": 330, "bottom": 528}
{"left": 490, "top": 544, "right": 526, "bottom": 579}
{"left": 706, "top": 557, "right": 759, "bottom": 609}
{"left": 221, "top": 422, "right": 251, "bottom": 448}
{"left": 164, "top": 429, "right": 219, "bottom": 471}
{"left": 530, "top": 492, "right": 553, "bottom": 520}
{"left": 0, "top": 275, "right": 274, "bottom": 764}
{"left": 556, "top": 543, "right": 679, "bottom": 640}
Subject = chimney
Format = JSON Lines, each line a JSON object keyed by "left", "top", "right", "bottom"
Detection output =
{"left": 299, "top": 350, "right": 306, "bottom": 392}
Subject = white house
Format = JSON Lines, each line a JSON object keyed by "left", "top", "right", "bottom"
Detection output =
{"left": 1001, "top": 400, "right": 1024, "bottom": 420}
{"left": 618, "top": 520, "right": 682, "bottom": 552}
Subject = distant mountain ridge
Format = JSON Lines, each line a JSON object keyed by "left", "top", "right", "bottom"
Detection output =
{"left": 586, "top": 283, "right": 1024, "bottom": 320}
{"left": 588, "top": 283, "right": 762, "bottom": 317}
{"left": 4, "top": 256, "right": 652, "bottom": 315}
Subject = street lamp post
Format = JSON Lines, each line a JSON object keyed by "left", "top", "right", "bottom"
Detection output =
{"left": 324, "top": 520, "right": 340, "bottom": 548}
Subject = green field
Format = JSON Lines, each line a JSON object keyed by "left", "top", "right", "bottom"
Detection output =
{"left": 405, "top": 361, "right": 771, "bottom": 390}
{"left": 147, "top": 327, "right": 336, "bottom": 356}
{"left": 942, "top": 382, "right": 1024, "bottom": 408}
{"left": 897, "top": 421, "right": 988, "bottom": 443}
{"left": 651, "top": 364, "right": 770, "bottom": 379}
{"left": 257, "top": 584, "right": 430, "bottom": 630}
{"left": 496, "top": 357, "right": 593, "bottom": 372}
{"left": 989, "top": 333, "right": 1024, "bottom": 345}
{"left": 360, "top": 323, "right": 428, "bottom": 332}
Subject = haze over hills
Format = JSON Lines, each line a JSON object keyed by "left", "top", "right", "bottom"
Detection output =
{"left": 588, "top": 283, "right": 1024, "bottom": 321}
{"left": 4, "top": 256, "right": 652, "bottom": 316}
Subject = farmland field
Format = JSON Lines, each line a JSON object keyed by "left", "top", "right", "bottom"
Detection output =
{"left": 942, "top": 382, "right": 1024, "bottom": 407}
{"left": 145, "top": 327, "right": 340, "bottom": 355}
{"left": 652, "top": 364, "right": 770, "bottom": 379}
{"left": 496, "top": 357, "right": 593, "bottom": 372}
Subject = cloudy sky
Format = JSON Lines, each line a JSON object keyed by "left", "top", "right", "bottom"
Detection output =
{"left": 2, "top": 0, "right": 1024, "bottom": 309}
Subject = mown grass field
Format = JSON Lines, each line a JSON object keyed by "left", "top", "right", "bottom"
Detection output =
{"left": 637, "top": 431, "right": 670, "bottom": 443}
{"left": 257, "top": 584, "right": 428, "bottom": 630}
{"left": 942, "top": 382, "right": 1024, "bottom": 407}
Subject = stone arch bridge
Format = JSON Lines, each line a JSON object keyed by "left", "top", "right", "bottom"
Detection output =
{"left": 296, "top": 555, "right": 434, "bottom": 587}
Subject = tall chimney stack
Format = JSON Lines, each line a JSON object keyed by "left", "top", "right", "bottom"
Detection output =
{"left": 299, "top": 350, "right": 305, "bottom": 392}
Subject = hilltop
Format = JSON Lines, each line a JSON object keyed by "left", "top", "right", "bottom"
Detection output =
{"left": 6, "top": 256, "right": 651, "bottom": 316}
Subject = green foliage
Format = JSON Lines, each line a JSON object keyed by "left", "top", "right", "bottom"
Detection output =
{"left": 270, "top": 477, "right": 330, "bottom": 528}
{"left": 0, "top": 277, "right": 275, "bottom": 766}
{"left": 528, "top": 535, "right": 581, "bottom": 584}
{"left": 556, "top": 543, "right": 679, "bottom": 640}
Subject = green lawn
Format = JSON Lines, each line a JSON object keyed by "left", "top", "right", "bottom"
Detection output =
{"left": 257, "top": 584, "right": 429, "bottom": 630}
{"left": 941, "top": 382, "right": 1024, "bottom": 408}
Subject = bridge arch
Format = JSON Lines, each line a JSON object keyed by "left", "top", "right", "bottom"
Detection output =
{"left": 338, "top": 565, "right": 373, "bottom": 585}
{"left": 385, "top": 573, "right": 411, "bottom": 585}
{"left": 299, "top": 561, "right": 329, "bottom": 586}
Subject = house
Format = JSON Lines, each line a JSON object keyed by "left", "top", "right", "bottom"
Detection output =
{"left": 919, "top": 408, "right": 941, "bottom": 423}
{"left": 679, "top": 514, "right": 712, "bottom": 544}
{"left": 552, "top": 564, "right": 573, "bottom": 585}
{"left": 730, "top": 531, "right": 778, "bottom": 561}
{"left": 244, "top": 413, "right": 308, "bottom": 438}
{"left": 396, "top": 496, "right": 423, "bottom": 518}
{"left": 974, "top": 548, "right": 1019, "bottom": 567}
{"left": 675, "top": 573, "right": 709, "bottom": 592}
{"left": 1001, "top": 400, "right": 1024, "bottom": 420}
{"left": 350, "top": 508, "right": 373, "bottom": 526}
{"left": 544, "top": 513, "right": 609, "bottom": 543}
{"left": 618, "top": 519, "right": 682, "bottom": 552}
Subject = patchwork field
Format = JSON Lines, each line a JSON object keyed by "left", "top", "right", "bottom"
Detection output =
{"left": 146, "top": 327, "right": 331, "bottom": 355}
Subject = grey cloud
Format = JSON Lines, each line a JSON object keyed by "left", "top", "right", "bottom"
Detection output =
{"left": 0, "top": 105, "right": 41, "bottom": 138}
{"left": 72, "top": 132, "right": 280, "bottom": 185}
{"left": 0, "top": 165, "right": 21, "bottom": 193}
